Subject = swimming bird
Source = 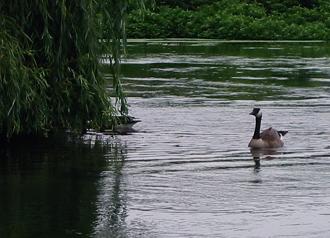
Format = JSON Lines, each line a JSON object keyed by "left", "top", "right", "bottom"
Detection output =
{"left": 248, "top": 108, "right": 287, "bottom": 148}
{"left": 99, "top": 115, "right": 141, "bottom": 134}
{"left": 113, "top": 116, "right": 141, "bottom": 134}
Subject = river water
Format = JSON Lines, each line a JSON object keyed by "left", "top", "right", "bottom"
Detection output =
{"left": 1, "top": 40, "right": 330, "bottom": 237}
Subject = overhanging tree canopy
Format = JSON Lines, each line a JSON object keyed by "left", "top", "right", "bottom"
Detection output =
{"left": 0, "top": 0, "right": 144, "bottom": 138}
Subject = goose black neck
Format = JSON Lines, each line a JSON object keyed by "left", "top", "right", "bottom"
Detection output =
{"left": 253, "top": 116, "right": 262, "bottom": 139}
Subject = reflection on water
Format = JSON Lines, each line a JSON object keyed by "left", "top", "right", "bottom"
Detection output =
{"left": 2, "top": 40, "right": 330, "bottom": 237}
{"left": 0, "top": 134, "right": 128, "bottom": 238}
{"left": 93, "top": 136, "right": 128, "bottom": 238}
{"left": 250, "top": 148, "right": 286, "bottom": 171}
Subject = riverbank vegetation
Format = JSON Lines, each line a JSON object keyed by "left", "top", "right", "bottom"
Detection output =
{"left": 0, "top": 1, "right": 145, "bottom": 140}
{"left": 126, "top": 0, "right": 330, "bottom": 40}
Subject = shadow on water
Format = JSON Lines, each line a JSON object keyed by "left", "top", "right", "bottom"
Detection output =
{"left": 0, "top": 134, "right": 129, "bottom": 238}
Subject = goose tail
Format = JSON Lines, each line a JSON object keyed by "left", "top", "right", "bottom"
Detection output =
{"left": 278, "top": 130, "right": 288, "bottom": 136}
{"left": 278, "top": 130, "right": 288, "bottom": 141}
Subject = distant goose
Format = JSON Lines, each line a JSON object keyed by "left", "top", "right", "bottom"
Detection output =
{"left": 100, "top": 116, "right": 141, "bottom": 134}
{"left": 113, "top": 116, "right": 141, "bottom": 134}
{"left": 248, "top": 108, "right": 287, "bottom": 148}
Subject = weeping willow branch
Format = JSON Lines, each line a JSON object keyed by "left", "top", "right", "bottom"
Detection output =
{"left": 0, "top": 0, "right": 146, "bottom": 138}
{"left": 98, "top": 0, "right": 147, "bottom": 115}
{"left": 0, "top": 15, "right": 49, "bottom": 137}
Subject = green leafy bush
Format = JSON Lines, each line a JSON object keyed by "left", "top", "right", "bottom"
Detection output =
{"left": 126, "top": 0, "right": 330, "bottom": 40}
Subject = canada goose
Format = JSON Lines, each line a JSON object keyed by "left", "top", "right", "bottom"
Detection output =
{"left": 248, "top": 108, "right": 287, "bottom": 148}
{"left": 100, "top": 116, "right": 141, "bottom": 134}
{"left": 113, "top": 116, "right": 141, "bottom": 134}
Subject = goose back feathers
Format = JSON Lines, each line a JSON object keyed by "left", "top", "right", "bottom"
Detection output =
{"left": 248, "top": 108, "right": 287, "bottom": 149}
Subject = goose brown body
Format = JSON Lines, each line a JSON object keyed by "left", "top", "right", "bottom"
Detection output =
{"left": 248, "top": 108, "right": 287, "bottom": 149}
{"left": 248, "top": 127, "right": 284, "bottom": 148}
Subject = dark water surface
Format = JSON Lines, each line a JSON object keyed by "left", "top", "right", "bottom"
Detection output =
{"left": 2, "top": 40, "right": 330, "bottom": 237}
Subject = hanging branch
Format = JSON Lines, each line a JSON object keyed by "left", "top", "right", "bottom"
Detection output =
{"left": 0, "top": 0, "right": 148, "bottom": 138}
{"left": 98, "top": 0, "right": 147, "bottom": 115}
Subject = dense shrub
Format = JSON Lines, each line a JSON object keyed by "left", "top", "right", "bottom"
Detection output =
{"left": 126, "top": 0, "right": 330, "bottom": 40}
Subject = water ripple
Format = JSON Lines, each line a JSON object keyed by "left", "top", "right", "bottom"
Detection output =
{"left": 106, "top": 41, "right": 330, "bottom": 237}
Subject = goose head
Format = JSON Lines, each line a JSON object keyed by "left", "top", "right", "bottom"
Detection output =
{"left": 249, "top": 108, "right": 262, "bottom": 118}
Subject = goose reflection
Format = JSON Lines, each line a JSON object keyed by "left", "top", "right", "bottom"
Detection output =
{"left": 250, "top": 148, "right": 283, "bottom": 171}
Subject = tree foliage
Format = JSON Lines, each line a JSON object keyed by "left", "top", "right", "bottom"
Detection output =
{"left": 0, "top": 0, "right": 144, "bottom": 138}
{"left": 154, "top": 0, "right": 215, "bottom": 10}
{"left": 126, "top": 0, "right": 330, "bottom": 40}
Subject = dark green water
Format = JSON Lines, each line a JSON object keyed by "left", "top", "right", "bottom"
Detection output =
{"left": 0, "top": 136, "right": 126, "bottom": 238}
{"left": 2, "top": 40, "right": 330, "bottom": 237}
